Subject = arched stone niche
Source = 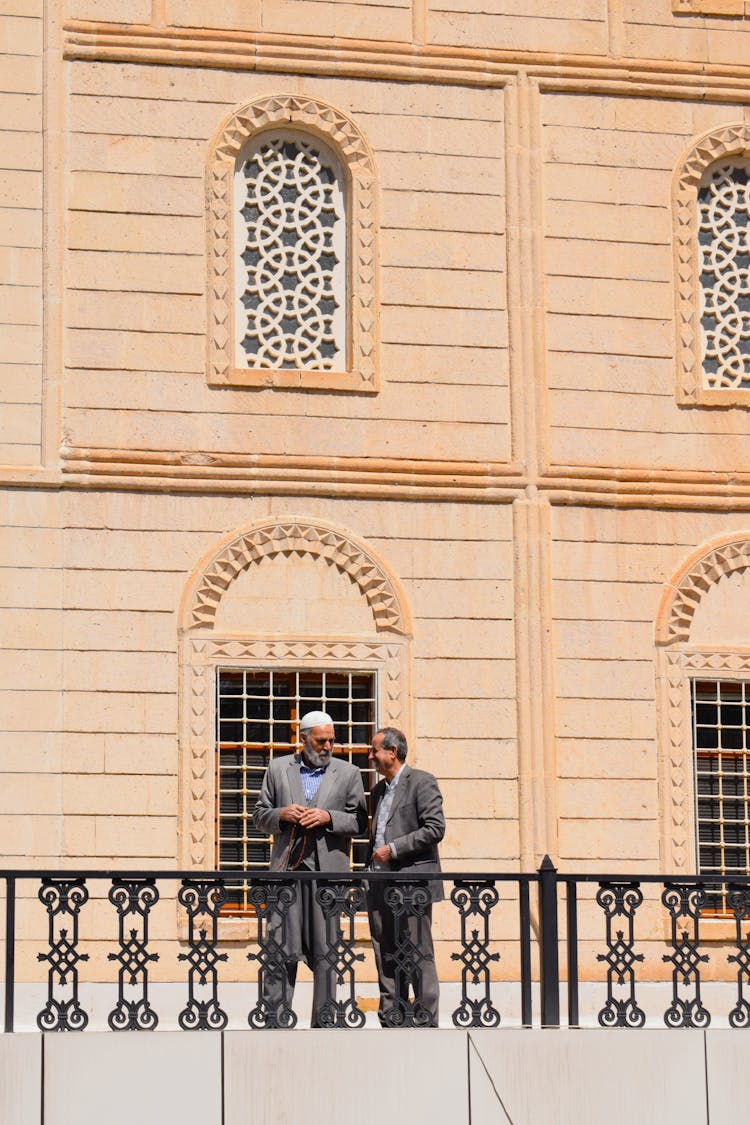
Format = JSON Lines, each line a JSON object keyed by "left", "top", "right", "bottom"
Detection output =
{"left": 178, "top": 517, "right": 411, "bottom": 869}
{"left": 656, "top": 533, "right": 750, "bottom": 871}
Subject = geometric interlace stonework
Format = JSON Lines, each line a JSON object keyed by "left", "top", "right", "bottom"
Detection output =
{"left": 698, "top": 162, "right": 750, "bottom": 391}
{"left": 239, "top": 135, "right": 345, "bottom": 370}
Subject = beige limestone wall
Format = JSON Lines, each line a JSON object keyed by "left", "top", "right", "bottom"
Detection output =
{"left": 550, "top": 505, "right": 750, "bottom": 874}
{"left": 426, "top": 0, "right": 609, "bottom": 55}
{"left": 1, "top": 488, "right": 517, "bottom": 980}
{"left": 0, "top": 2, "right": 43, "bottom": 467}
{"left": 542, "top": 93, "right": 750, "bottom": 474}
{"left": 0, "top": 489, "right": 62, "bottom": 863}
{"left": 64, "top": 65, "right": 509, "bottom": 465}
{"left": 0, "top": 490, "right": 517, "bottom": 871}
{"left": 6, "top": 0, "right": 750, "bottom": 989}
{"left": 624, "top": 0, "right": 750, "bottom": 64}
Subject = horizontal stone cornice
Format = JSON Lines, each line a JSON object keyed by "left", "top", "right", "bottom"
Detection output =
{"left": 8, "top": 447, "right": 744, "bottom": 508}
{"left": 63, "top": 20, "right": 750, "bottom": 99}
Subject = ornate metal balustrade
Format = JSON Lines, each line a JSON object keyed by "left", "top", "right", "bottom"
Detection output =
{"left": 3, "top": 862, "right": 750, "bottom": 1032}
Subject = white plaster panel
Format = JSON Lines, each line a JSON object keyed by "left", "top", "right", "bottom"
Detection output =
{"left": 44, "top": 1031, "right": 221, "bottom": 1125}
{"left": 469, "top": 1030, "right": 707, "bottom": 1125}
{"left": 0, "top": 1033, "right": 41, "bottom": 1125}
{"left": 706, "top": 1031, "right": 750, "bottom": 1121}
{"left": 224, "top": 1029, "right": 469, "bottom": 1125}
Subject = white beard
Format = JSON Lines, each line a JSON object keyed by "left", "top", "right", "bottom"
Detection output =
{"left": 302, "top": 746, "right": 331, "bottom": 769}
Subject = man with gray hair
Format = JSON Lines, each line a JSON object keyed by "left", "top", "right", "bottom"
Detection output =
{"left": 367, "top": 726, "right": 445, "bottom": 1026}
{"left": 253, "top": 710, "right": 367, "bottom": 1026}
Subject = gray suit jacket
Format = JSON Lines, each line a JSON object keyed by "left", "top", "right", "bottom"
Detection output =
{"left": 368, "top": 764, "right": 445, "bottom": 901}
{"left": 254, "top": 753, "right": 367, "bottom": 872}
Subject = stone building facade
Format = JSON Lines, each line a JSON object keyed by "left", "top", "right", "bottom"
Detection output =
{"left": 4, "top": 0, "right": 750, "bottom": 977}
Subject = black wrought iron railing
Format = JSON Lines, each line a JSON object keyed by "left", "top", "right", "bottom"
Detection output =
{"left": 4, "top": 859, "right": 750, "bottom": 1033}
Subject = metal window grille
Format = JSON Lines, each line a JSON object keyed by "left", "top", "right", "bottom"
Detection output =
{"left": 215, "top": 669, "right": 377, "bottom": 912}
{"left": 693, "top": 678, "right": 750, "bottom": 913}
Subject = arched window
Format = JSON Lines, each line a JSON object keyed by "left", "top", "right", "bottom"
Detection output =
{"left": 673, "top": 124, "right": 750, "bottom": 405}
{"left": 178, "top": 518, "right": 410, "bottom": 931}
{"left": 207, "top": 95, "right": 378, "bottom": 393}
{"left": 236, "top": 132, "right": 346, "bottom": 372}
{"left": 657, "top": 534, "right": 750, "bottom": 920}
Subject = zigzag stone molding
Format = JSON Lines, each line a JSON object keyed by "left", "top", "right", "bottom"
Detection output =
{"left": 660, "top": 535, "right": 750, "bottom": 644}
{"left": 188, "top": 520, "right": 407, "bottom": 635}
{"left": 207, "top": 94, "right": 378, "bottom": 392}
{"left": 673, "top": 122, "right": 750, "bottom": 405}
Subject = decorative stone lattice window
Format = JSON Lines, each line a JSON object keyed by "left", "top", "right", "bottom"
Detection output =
{"left": 698, "top": 161, "right": 750, "bottom": 392}
{"left": 674, "top": 125, "right": 750, "bottom": 405}
{"left": 236, "top": 133, "right": 346, "bottom": 372}
{"left": 208, "top": 95, "right": 378, "bottom": 393}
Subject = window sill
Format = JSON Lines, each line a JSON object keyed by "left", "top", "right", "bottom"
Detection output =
{"left": 207, "top": 366, "right": 378, "bottom": 394}
{"left": 673, "top": 0, "right": 746, "bottom": 13}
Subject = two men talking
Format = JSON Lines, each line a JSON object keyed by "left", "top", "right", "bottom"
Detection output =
{"left": 254, "top": 712, "right": 445, "bottom": 1027}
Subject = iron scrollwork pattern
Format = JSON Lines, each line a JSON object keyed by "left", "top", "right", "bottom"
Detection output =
{"left": 247, "top": 881, "right": 298, "bottom": 1029}
{"left": 450, "top": 880, "right": 501, "bottom": 1028}
{"left": 662, "top": 883, "right": 710, "bottom": 1028}
{"left": 177, "top": 879, "right": 228, "bottom": 1030}
{"left": 727, "top": 884, "right": 750, "bottom": 1027}
{"left": 595, "top": 882, "right": 645, "bottom": 1028}
{"left": 36, "top": 878, "right": 90, "bottom": 1032}
{"left": 315, "top": 881, "right": 366, "bottom": 1028}
{"left": 107, "top": 878, "right": 160, "bottom": 1031}
{"left": 381, "top": 882, "right": 434, "bottom": 1028}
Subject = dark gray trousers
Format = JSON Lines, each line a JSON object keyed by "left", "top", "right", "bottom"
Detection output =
{"left": 262, "top": 878, "right": 336, "bottom": 1027}
{"left": 367, "top": 882, "right": 439, "bottom": 1026}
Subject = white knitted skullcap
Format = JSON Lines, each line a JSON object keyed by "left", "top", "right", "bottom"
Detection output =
{"left": 299, "top": 710, "right": 334, "bottom": 732}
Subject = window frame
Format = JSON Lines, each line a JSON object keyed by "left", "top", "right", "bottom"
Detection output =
{"left": 691, "top": 676, "right": 750, "bottom": 915}
{"left": 214, "top": 665, "right": 378, "bottom": 914}
{"left": 673, "top": 123, "right": 750, "bottom": 406}
{"left": 207, "top": 94, "right": 379, "bottom": 394}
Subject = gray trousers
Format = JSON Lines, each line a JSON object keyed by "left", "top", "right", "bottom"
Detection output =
{"left": 262, "top": 878, "right": 336, "bottom": 1027}
{"left": 367, "top": 882, "right": 439, "bottom": 1027}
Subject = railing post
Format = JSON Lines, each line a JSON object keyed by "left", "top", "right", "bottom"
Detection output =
{"left": 4, "top": 876, "right": 15, "bottom": 1033}
{"left": 538, "top": 855, "right": 560, "bottom": 1028}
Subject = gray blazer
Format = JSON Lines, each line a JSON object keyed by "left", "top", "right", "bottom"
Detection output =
{"left": 254, "top": 753, "right": 367, "bottom": 872}
{"left": 368, "top": 764, "right": 445, "bottom": 902}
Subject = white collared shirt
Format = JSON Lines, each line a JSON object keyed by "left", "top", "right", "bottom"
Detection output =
{"left": 373, "top": 764, "right": 404, "bottom": 863}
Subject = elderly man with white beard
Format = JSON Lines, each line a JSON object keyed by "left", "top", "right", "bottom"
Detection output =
{"left": 253, "top": 710, "right": 367, "bottom": 1026}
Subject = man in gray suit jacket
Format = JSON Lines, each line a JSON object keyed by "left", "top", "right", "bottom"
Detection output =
{"left": 367, "top": 726, "right": 445, "bottom": 1027}
{"left": 253, "top": 710, "right": 367, "bottom": 1026}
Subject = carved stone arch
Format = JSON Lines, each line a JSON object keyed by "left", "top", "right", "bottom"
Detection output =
{"left": 673, "top": 122, "right": 750, "bottom": 405}
{"left": 656, "top": 532, "right": 750, "bottom": 646}
{"left": 181, "top": 517, "right": 410, "bottom": 636}
{"left": 206, "top": 93, "right": 378, "bottom": 393}
{"left": 178, "top": 518, "right": 411, "bottom": 880}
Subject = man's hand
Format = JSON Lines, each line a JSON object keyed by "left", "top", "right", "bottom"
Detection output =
{"left": 371, "top": 844, "right": 392, "bottom": 865}
{"left": 298, "top": 807, "right": 332, "bottom": 829}
{"left": 279, "top": 804, "right": 307, "bottom": 824}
